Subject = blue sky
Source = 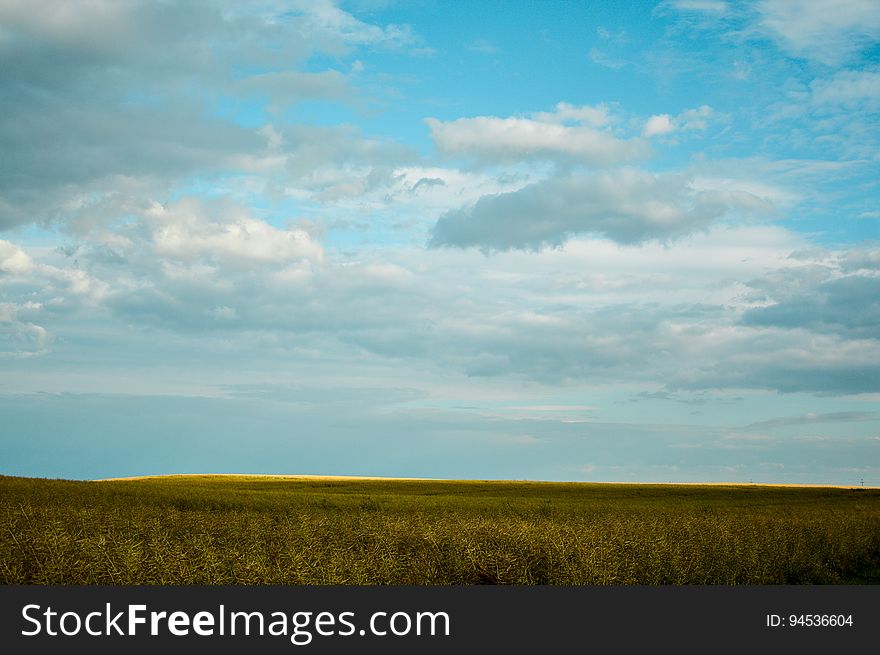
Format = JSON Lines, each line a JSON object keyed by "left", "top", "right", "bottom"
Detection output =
{"left": 1, "top": 0, "right": 878, "bottom": 484}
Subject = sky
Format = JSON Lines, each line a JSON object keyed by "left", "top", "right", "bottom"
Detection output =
{"left": 1, "top": 0, "right": 878, "bottom": 484}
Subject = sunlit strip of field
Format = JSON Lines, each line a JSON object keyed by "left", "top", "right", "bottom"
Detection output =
{"left": 96, "top": 473, "right": 438, "bottom": 482}
{"left": 94, "top": 473, "right": 877, "bottom": 489}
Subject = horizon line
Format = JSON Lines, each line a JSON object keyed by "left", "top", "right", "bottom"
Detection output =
{"left": 86, "top": 473, "right": 878, "bottom": 489}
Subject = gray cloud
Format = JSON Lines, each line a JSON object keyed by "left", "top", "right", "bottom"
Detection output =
{"left": 744, "top": 411, "right": 877, "bottom": 430}
{"left": 237, "top": 70, "right": 351, "bottom": 112}
{"left": 841, "top": 247, "right": 880, "bottom": 272}
{"left": 429, "top": 170, "right": 773, "bottom": 250}
{"left": 665, "top": 328, "right": 880, "bottom": 395}
{"left": 4, "top": 217, "right": 879, "bottom": 396}
{"left": 0, "top": 0, "right": 419, "bottom": 230}
{"left": 743, "top": 269, "right": 880, "bottom": 339}
{"left": 0, "top": 93, "right": 262, "bottom": 227}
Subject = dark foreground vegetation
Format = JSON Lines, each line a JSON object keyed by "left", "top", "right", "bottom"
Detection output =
{"left": 2, "top": 475, "right": 878, "bottom": 585}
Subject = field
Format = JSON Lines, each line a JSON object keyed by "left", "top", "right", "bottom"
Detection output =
{"left": 2, "top": 474, "right": 879, "bottom": 585}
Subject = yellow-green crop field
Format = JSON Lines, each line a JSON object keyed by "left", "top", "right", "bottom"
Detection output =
{"left": 2, "top": 475, "right": 878, "bottom": 585}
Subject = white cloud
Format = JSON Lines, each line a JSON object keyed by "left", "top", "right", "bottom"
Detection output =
{"left": 755, "top": 0, "right": 880, "bottom": 65}
{"left": 147, "top": 198, "right": 325, "bottom": 265}
{"left": 644, "top": 114, "right": 675, "bottom": 137}
{"left": 589, "top": 47, "right": 626, "bottom": 69}
{"left": 810, "top": 69, "right": 880, "bottom": 108}
{"left": 669, "top": 0, "right": 730, "bottom": 13}
{"left": 314, "top": 164, "right": 539, "bottom": 229}
{"left": 257, "top": 123, "right": 416, "bottom": 200}
{"left": 596, "top": 26, "right": 628, "bottom": 43}
{"left": 426, "top": 105, "right": 646, "bottom": 166}
{"left": 678, "top": 105, "right": 713, "bottom": 130}
{"left": 664, "top": 0, "right": 880, "bottom": 66}
{"left": 0, "top": 240, "right": 97, "bottom": 357}
{"left": 644, "top": 105, "right": 713, "bottom": 137}
{"left": 3, "top": 222, "right": 878, "bottom": 396}
{"left": 532, "top": 102, "right": 613, "bottom": 127}
{"left": 842, "top": 248, "right": 880, "bottom": 271}
{"left": 0, "top": 240, "right": 34, "bottom": 274}
{"left": 0, "top": 311, "right": 50, "bottom": 358}
{"left": 290, "top": 0, "right": 420, "bottom": 51}
{"left": 0, "top": 239, "right": 102, "bottom": 298}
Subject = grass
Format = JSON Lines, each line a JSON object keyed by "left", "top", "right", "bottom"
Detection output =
{"left": 1, "top": 474, "right": 879, "bottom": 585}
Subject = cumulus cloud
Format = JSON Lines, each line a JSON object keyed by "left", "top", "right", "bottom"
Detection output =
{"left": 0, "top": 240, "right": 34, "bottom": 274}
{"left": 532, "top": 102, "right": 613, "bottom": 127}
{"left": 147, "top": 199, "right": 324, "bottom": 266}
{"left": 426, "top": 105, "right": 647, "bottom": 166}
{"left": 644, "top": 114, "right": 676, "bottom": 137}
{"left": 429, "top": 169, "right": 773, "bottom": 250}
{"left": 0, "top": 238, "right": 107, "bottom": 356}
{"left": 1, "top": 239, "right": 101, "bottom": 298}
{"left": 0, "top": 307, "right": 51, "bottom": 358}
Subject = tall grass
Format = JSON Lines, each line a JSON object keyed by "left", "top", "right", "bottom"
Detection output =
{"left": 2, "top": 475, "right": 878, "bottom": 584}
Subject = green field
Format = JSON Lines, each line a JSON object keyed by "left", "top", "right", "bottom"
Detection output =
{"left": 2, "top": 475, "right": 879, "bottom": 585}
